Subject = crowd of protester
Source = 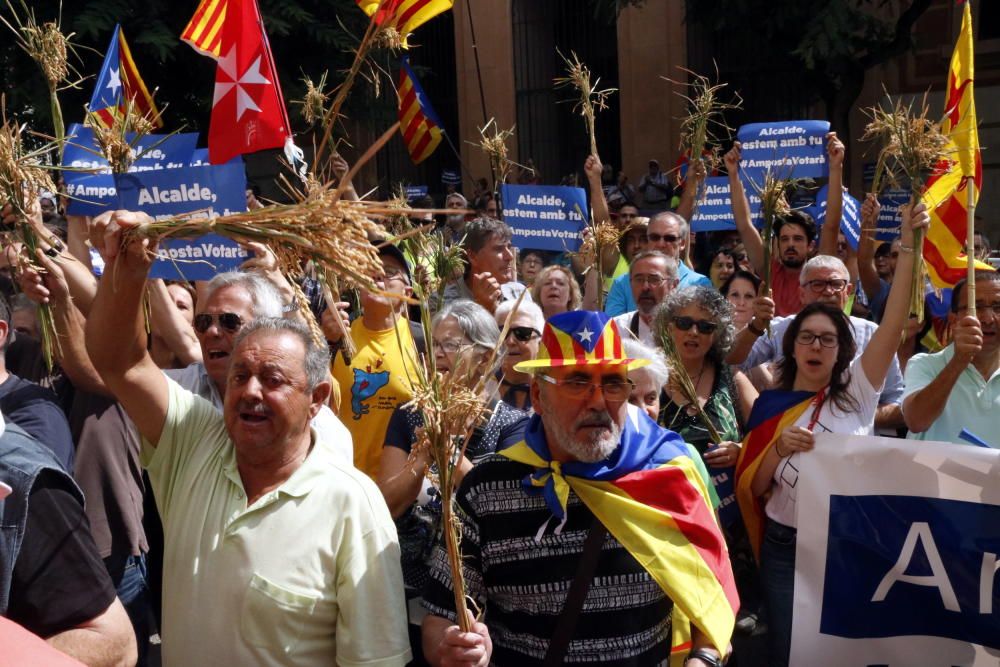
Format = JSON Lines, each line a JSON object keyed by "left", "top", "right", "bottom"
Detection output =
{"left": 0, "top": 130, "right": 997, "bottom": 667}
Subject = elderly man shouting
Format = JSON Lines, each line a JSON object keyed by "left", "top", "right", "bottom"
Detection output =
{"left": 422, "top": 311, "right": 737, "bottom": 667}
{"left": 85, "top": 211, "right": 410, "bottom": 667}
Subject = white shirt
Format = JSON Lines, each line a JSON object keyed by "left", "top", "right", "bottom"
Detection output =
{"left": 613, "top": 311, "right": 655, "bottom": 346}
{"left": 765, "top": 356, "right": 881, "bottom": 528}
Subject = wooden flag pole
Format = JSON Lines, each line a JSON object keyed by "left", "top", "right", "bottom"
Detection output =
{"left": 967, "top": 183, "right": 977, "bottom": 317}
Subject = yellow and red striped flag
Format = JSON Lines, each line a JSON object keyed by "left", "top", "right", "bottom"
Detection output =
{"left": 87, "top": 25, "right": 162, "bottom": 129}
{"left": 356, "top": 0, "right": 453, "bottom": 48}
{"left": 181, "top": 0, "right": 227, "bottom": 59}
{"left": 398, "top": 57, "right": 443, "bottom": 164}
{"left": 922, "top": 0, "right": 991, "bottom": 287}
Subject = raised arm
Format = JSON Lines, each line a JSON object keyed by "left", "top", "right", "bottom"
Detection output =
{"left": 85, "top": 210, "right": 170, "bottom": 446}
{"left": 860, "top": 201, "right": 928, "bottom": 389}
{"left": 724, "top": 143, "right": 764, "bottom": 274}
{"left": 675, "top": 158, "right": 706, "bottom": 222}
{"left": 856, "top": 195, "right": 883, "bottom": 302}
{"left": 147, "top": 279, "right": 203, "bottom": 367}
{"left": 817, "top": 132, "right": 844, "bottom": 257}
{"left": 584, "top": 154, "right": 611, "bottom": 226}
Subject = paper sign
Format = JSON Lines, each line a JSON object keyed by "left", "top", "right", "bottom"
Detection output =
{"left": 500, "top": 184, "right": 588, "bottom": 252}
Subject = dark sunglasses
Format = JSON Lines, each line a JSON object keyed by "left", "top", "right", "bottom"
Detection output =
{"left": 648, "top": 233, "right": 681, "bottom": 244}
{"left": 507, "top": 326, "right": 540, "bottom": 342}
{"left": 194, "top": 312, "right": 244, "bottom": 334}
{"left": 673, "top": 316, "right": 717, "bottom": 334}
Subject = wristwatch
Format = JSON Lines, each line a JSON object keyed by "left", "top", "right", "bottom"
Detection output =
{"left": 684, "top": 648, "right": 724, "bottom": 667}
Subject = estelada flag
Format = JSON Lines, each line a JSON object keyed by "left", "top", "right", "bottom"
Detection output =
{"left": 501, "top": 405, "right": 738, "bottom": 661}
{"left": 398, "top": 57, "right": 443, "bottom": 164}
{"left": 181, "top": 0, "right": 227, "bottom": 59}
{"left": 356, "top": 0, "right": 453, "bottom": 48}
{"left": 207, "top": 0, "right": 291, "bottom": 165}
{"left": 87, "top": 25, "right": 162, "bottom": 129}
{"left": 922, "top": 0, "right": 992, "bottom": 287}
{"left": 734, "top": 389, "right": 816, "bottom": 561}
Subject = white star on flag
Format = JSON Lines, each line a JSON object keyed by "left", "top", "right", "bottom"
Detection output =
{"left": 106, "top": 67, "right": 122, "bottom": 97}
{"left": 213, "top": 46, "right": 271, "bottom": 122}
{"left": 576, "top": 327, "right": 594, "bottom": 343}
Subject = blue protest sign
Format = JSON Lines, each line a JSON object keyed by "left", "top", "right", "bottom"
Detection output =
{"left": 64, "top": 174, "right": 118, "bottom": 217}
{"left": 737, "top": 120, "right": 830, "bottom": 186}
{"left": 62, "top": 123, "right": 199, "bottom": 172}
{"left": 114, "top": 162, "right": 249, "bottom": 280}
{"left": 820, "top": 494, "right": 1000, "bottom": 649}
{"left": 876, "top": 189, "right": 911, "bottom": 241}
{"left": 500, "top": 184, "right": 587, "bottom": 252}
{"left": 690, "top": 177, "right": 736, "bottom": 232}
{"left": 809, "top": 185, "right": 861, "bottom": 250}
{"left": 405, "top": 185, "right": 429, "bottom": 201}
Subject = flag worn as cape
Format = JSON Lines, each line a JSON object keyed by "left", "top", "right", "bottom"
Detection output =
{"left": 208, "top": 0, "right": 291, "bottom": 164}
{"left": 922, "top": 0, "right": 991, "bottom": 287}
{"left": 88, "top": 25, "right": 162, "bottom": 129}
{"left": 398, "top": 57, "right": 443, "bottom": 164}
{"left": 500, "top": 404, "right": 738, "bottom": 661}
{"left": 356, "top": 0, "right": 453, "bottom": 48}
{"left": 734, "top": 389, "right": 815, "bottom": 561}
{"left": 182, "top": 0, "right": 227, "bottom": 59}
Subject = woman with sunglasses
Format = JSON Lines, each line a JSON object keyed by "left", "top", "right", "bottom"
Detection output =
{"left": 376, "top": 300, "right": 529, "bottom": 663}
{"left": 494, "top": 300, "right": 544, "bottom": 411}
{"left": 653, "top": 287, "right": 763, "bottom": 635}
{"left": 741, "top": 202, "right": 928, "bottom": 667}
{"left": 530, "top": 264, "right": 582, "bottom": 320}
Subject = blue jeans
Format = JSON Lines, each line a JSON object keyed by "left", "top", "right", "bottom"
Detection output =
{"left": 760, "top": 520, "right": 796, "bottom": 667}
{"left": 107, "top": 553, "right": 155, "bottom": 666}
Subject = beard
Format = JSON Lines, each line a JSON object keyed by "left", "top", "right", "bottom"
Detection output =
{"left": 781, "top": 253, "right": 805, "bottom": 269}
{"left": 545, "top": 407, "right": 620, "bottom": 463}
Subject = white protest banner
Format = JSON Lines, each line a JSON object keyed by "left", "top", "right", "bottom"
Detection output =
{"left": 791, "top": 434, "right": 1000, "bottom": 666}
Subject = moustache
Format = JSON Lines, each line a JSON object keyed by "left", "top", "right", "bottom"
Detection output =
{"left": 237, "top": 402, "right": 272, "bottom": 416}
{"left": 575, "top": 411, "right": 613, "bottom": 429}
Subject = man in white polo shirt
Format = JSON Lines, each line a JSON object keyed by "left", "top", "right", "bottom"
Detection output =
{"left": 86, "top": 210, "right": 410, "bottom": 667}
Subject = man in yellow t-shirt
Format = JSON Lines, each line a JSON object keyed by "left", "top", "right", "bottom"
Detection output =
{"left": 332, "top": 244, "right": 421, "bottom": 477}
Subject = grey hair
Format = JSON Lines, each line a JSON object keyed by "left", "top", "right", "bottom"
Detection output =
{"left": 629, "top": 250, "right": 678, "bottom": 278}
{"left": 622, "top": 337, "right": 669, "bottom": 388}
{"left": 462, "top": 217, "right": 513, "bottom": 254}
{"left": 433, "top": 299, "right": 500, "bottom": 350}
{"left": 800, "top": 255, "right": 849, "bottom": 284}
{"left": 654, "top": 285, "right": 736, "bottom": 367}
{"left": 446, "top": 192, "right": 468, "bottom": 207}
{"left": 650, "top": 211, "right": 690, "bottom": 240}
{"left": 204, "top": 271, "right": 284, "bottom": 318}
{"left": 495, "top": 299, "right": 545, "bottom": 332}
{"left": 232, "top": 317, "right": 332, "bottom": 391}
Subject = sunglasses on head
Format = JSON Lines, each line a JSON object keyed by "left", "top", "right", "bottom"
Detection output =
{"left": 672, "top": 316, "right": 717, "bottom": 334}
{"left": 193, "top": 312, "right": 243, "bottom": 334}
{"left": 507, "top": 326, "right": 540, "bottom": 342}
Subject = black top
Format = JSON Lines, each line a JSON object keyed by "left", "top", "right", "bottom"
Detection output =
{"left": 6, "top": 470, "right": 118, "bottom": 637}
{"left": 422, "top": 455, "right": 673, "bottom": 665}
{"left": 0, "top": 374, "right": 75, "bottom": 473}
{"left": 385, "top": 401, "right": 528, "bottom": 595}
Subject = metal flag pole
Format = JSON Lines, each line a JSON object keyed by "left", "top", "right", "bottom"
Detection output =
{"left": 966, "top": 182, "right": 976, "bottom": 317}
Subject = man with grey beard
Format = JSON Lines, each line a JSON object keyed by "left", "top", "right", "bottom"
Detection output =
{"left": 421, "top": 311, "right": 735, "bottom": 667}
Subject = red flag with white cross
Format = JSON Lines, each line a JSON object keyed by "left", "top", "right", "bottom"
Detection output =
{"left": 207, "top": 0, "right": 290, "bottom": 164}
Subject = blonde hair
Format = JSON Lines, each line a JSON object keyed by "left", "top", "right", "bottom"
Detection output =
{"left": 530, "top": 264, "right": 582, "bottom": 312}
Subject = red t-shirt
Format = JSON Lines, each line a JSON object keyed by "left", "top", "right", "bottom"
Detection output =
{"left": 770, "top": 258, "right": 802, "bottom": 317}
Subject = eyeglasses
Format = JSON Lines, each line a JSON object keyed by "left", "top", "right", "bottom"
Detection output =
{"left": 194, "top": 312, "right": 243, "bottom": 334}
{"left": 804, "top": 279, "right": 848, "bottom": 293}
{"left": 647, "top": 233, "right": 680, "bottom": 244}
{"left": 672, "top": 316, "right": 717, "bottom": 334}
{"left": 537, "top": 374, "right": 634, "bottom": 401}
{"left": 434, "top": 338, "right": 473, "bottom": 354}
{"left": 381, "top": 267, "right": 409, "bottom": 284}
{"left": 795, "top": 331, "right": 839, "bottom": 348}
{"left": 506, "top": 326, "right": 540, "bottom": 342}
{"left": 630, "top": 274, "right": 668, "bottom": 287}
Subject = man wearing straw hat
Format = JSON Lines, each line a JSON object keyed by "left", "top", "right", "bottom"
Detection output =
{"left": 85, "top": 211, "right": 411, "bottom": 667}
{"left": 422, "top": 310, "right": 736, "bottom": 666}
